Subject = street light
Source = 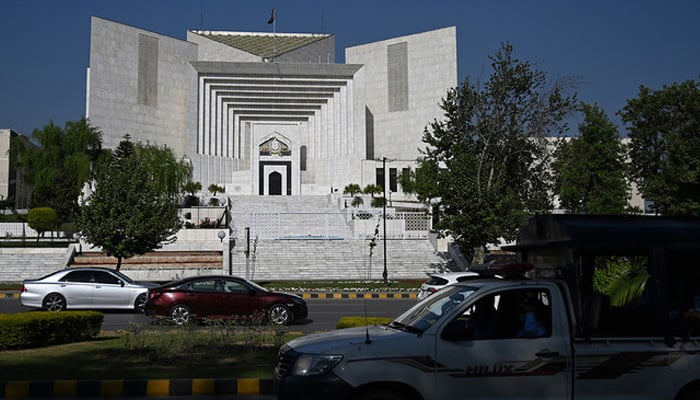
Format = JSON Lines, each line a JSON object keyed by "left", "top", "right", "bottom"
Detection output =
{"left": 382, "top": 157, "right": 388, "bottom": 285}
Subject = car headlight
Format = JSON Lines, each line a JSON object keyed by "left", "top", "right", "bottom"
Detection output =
{"left": 291, "top": 354, "right": 343, "bottom": 376}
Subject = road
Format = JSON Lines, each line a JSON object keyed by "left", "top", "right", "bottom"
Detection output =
{"left": 0, "top": 296, "right": 417, "bottom": 332}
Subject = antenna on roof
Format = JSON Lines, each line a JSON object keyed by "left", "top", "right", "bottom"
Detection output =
{"left": 267, "top": 8, "right": 276, "bottom": 61}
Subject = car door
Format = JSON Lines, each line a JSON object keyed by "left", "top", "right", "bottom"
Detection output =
{"left": 434, "top": 286, "right": 571, "bottom": 399}
{"left": 91, "top": 270, "right": 129, "bottom": 308}
{"left": 219, "top": 279, "right": 262, "bottom": 318}
{"left": 186, "top": 278, "right": 224, "bottom": 318}
{"left": 58, "top": 270, "right": 95, "bottom": 308}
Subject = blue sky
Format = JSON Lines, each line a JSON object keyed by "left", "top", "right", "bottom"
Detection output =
{"left": 2, "top": 0, "right": 699, "bottom": 136}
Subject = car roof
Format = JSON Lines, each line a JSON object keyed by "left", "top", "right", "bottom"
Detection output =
{"left": 427, "top": 271, "right": 479, "bottom": 278}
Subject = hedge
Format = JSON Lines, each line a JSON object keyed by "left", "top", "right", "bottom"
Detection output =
{"left": 0, "top": 311, "right": 103, "bottom": 350}
{"left": 336, "top": 316, "right": 393, "bottom": 329}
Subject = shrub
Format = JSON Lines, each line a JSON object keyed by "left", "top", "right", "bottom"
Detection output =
{"left": 27, "top": 207, "right": 57, "bottom": 238}
{"left": 0, "top": 311, "right": 103, "bottom": 350}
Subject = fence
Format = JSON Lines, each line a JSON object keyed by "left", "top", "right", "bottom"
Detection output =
{"left": 229, "top": 210, "right": 432, "bottom": 241}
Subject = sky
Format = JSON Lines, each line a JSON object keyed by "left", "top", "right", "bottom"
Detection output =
{"left": 2, "top": 0, "right": 699, "bottom": 137}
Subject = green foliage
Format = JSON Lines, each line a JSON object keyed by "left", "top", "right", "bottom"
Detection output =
{"left": 593, "top": 256, "right": 648, "bottom": 306}
{"left": 208, "top": 184, "right": 225, "bottom": 196}
{"left": 80, "top": 136, "right": 184, "bottom": 270}
{"left": 371, "top": 197, "right": 387, "bottom": 208}
{"left": 552, "top": 103, "right": 630, "bottom": 214}
{"left": 351, "top": 196, "right": 364, "bottom": 207}
{"left": 16, "top": 118, "right": 105, "bottom": 225}
{"left": 336, "top": 316, "right": 393, "bottom": 329}
{"left": 343, "top": 183, "right": 362, "bottom": 196}
{"left": 418, "top": 43, "right": 577, "bottom": 259}
{"left": 619, "top": 79, "right": 700, "bottom": 216}
{"left": 27, "top": 207, "right": 57, "bottom": 237}
{"left": 363, "top": 184, "right": 383, "bottom": 197}
{"left": 183, "top": 181, "right": 202, "bottom": 196}
{"left": 0, "top": 311, "right": 102, "bottom": 350}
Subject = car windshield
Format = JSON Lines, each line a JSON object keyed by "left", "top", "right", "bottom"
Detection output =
{"left": 111, "top": 270, "right": 135, "bottom": 284}
{"left": 391, "top": 284, "right": 479, "bottom": 333}
{"left": 246, "top": 279, "right": 268, "bottom": 292}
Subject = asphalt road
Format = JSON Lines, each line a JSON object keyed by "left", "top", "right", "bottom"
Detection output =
{"left": 0, "top": 296, "right": 417, "bottom": 333}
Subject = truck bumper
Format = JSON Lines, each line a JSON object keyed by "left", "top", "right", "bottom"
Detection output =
{"left": 274, "top": 372, "right": 354, "bottom": 400}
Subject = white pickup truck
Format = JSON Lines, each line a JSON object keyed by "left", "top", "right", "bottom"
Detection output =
{"left": 273, "top": 267, "right": 700, "bottom": 400}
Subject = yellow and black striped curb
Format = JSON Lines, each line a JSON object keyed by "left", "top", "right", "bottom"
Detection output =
{"left": 301, "top": 292, "right": 417, "bottom": 299}
{"left": 0, "top": 378, "right": 273, "bottom": 398}
{"left": 0, "top": 293, "right": 18, "bottom": 299}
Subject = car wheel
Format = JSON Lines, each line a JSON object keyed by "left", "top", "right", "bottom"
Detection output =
{"left": 134, "top": 293, "right": 147, "bottom": 313}
{"left": 169, "top": 305, "right": 192, "bottom": 326}
{"left": 42, "top": 293, "right": 66, "bottom": 311}
{"left": 268, "top": 304, "right": 291, "bottom": 325}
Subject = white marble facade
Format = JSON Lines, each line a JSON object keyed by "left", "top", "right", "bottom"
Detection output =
{"left": 86, "top": 17, "right": 457, "bottom": 198}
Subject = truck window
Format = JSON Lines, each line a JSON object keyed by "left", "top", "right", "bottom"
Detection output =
{"left": 447, "top": 288, "right": 552, "bottom": 340}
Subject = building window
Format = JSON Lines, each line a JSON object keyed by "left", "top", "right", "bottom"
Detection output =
{"left": 300, "top": 145, "right": 307, "bottom": 171}
{"left": 365, "top": 107, "right": 374, "bottom": 160}
{"left": 376, "top": 167, "right": 385, "bottom": 191}
{"left": 389, "top": 168, "right": 397, "bottom": 192}
{"left": 387, "top": 42, "right": 408, "bottom": 112}
{"left": 137, "top": 34, "right": 158, "bottom": 107}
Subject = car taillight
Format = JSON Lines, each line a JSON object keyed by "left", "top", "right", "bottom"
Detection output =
{"left": 21, "top": 285, "right": 27, "bottom": 292}
{"left": 428, "top": 288, "right": 438, "bottom": 293}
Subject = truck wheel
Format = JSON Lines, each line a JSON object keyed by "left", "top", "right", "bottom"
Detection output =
{"left": 355, "top": 389, "right": 405, "bottom": 400}
{"left": 677, "top": 384, "right": 700, "bottom": 400}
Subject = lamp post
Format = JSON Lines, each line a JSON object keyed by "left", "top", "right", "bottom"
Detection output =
{"left": 382, "top": 157, "right": 388, "bottom": 285}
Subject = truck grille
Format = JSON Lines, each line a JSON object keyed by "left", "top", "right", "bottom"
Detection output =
{"left": 274, "top": 345, "right": 298, "bottom": 377}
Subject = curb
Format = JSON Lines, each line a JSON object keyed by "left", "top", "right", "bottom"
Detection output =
{"left": 0, "top": 378, "right": 273, "bottom": 398}
{"left": 302, "top": 292, "right": 416, "bottom": 299}
{"left": 0, "top": 293, "right": 18, "bottom": 299}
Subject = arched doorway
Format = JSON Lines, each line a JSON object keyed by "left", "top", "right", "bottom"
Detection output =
{"left": 268, "top": 171, "right": 282, "bottom": 195}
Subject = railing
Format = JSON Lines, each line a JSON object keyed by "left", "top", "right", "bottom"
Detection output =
{"left": 229, "top": 211, "right": 432, "bottom": 240}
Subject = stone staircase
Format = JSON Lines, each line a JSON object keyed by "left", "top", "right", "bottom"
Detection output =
{"left": 0, "top": 195, "right": 446, "bottom": 283}
{"left": 0, "top": 247, "right": 69, "bottom": 281}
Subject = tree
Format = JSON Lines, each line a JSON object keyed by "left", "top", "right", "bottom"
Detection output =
{"left": 343, "top": 183, "right": 362, "bottom": 196}
{"left": 183, "top": 181, "right": 202, "bottom": 207}
{"left": 619, "top": 78, "right": 700, "bottom": 216}
{"left": 15, "top": 118, "right": 105, "bottom": 227}
{"left": 418, "top": 43, "right": 577, "bottom": 262}
{"left": 208, "top": 184, "right": 225, "bottom": 196}
{"left": 27, "top": 207, "right": 57, "bottom": 242}
{"left": 80, "top": 137, "right": 186, "bottom": 270}
{"left": 552, "top": 103, "right": 630, "bottom": 214}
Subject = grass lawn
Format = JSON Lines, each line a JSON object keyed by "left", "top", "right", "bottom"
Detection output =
{"left": 0, "top": 327, "right": 296, "bottom": 381}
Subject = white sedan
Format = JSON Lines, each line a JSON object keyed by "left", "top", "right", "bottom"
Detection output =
{"left": 417, "top": 271, "right": 479, "bottom": 300}
{"left": 20, "top": 267, "right": 157, "bottom": 313}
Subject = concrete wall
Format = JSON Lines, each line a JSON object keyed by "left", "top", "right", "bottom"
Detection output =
{"left": 87, "top": 17, "right": 197, "bottom": 155}
{"left": 346, "top": 26, "right": 457, "bottom": 162}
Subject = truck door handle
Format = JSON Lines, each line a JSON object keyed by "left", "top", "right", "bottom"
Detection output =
{"left": 535, "top": 351, "right": 559, "bottom": 358}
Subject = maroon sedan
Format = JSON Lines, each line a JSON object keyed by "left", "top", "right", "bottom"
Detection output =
{"left": 144, "top": 275, "right": 308, "bottom": 326}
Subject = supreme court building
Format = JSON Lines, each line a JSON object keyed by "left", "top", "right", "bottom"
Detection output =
{"left": 86, "top": 17, "right": 457, "bottom": 199}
